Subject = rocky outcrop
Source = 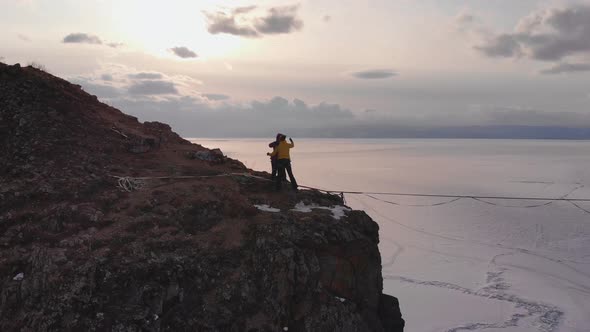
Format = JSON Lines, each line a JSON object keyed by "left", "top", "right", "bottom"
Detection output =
{"left": 0, "top": 62, "right": 404, "bottom": 331}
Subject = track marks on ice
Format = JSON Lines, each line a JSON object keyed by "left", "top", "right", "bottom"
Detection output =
{"left": 381, "top": 237, "right": 404, "bottom": 270}
{"left": 384, "top": 270, "right": 564, "bottom": 332}
{"left": 491, "top": 251, "right": 590, "bottom": 296}
{"left": 354, "top": 195, "right": 590, "bottom": 269}
{"left": 351, "top": 193, "right": 590, "bottom": 330}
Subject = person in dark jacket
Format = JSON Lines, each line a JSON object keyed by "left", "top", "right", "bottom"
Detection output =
{"left": 267, "top": 133, "right": 281, "bottom": 179}
{"left": 269, "top": 134, "right": 298, "bottom": 191}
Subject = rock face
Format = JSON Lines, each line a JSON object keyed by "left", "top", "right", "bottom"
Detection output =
{"left": 0, "top": 62, "right": 404, "bottom": 331}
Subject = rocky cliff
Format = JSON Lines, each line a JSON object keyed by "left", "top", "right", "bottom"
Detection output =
{"left": 0, "top": 62, "right": 404, "bottom": 331}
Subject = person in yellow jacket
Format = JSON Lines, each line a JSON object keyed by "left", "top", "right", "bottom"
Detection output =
{"left": 269, "top": 134, "right": 298, "bottom": 191}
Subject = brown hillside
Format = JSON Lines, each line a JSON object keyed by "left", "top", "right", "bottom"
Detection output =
{"left": 0, "top": 62, "right": 403, "bottom": 332}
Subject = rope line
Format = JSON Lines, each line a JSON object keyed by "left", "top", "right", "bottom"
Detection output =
{"left": 299, "top": 183, "right": 590, "bottom": 214}
{"left": 299, "top": 184, "right": 590, "bottom": 202}
{"left": 110, "top": 173, "right": 247, "bottom": 181}
{"left": 466, "top": 184, "right": 583, "bottom": 208}
{"left": 470, "top": 197, "right": 554, "bottom": 208}
{"left": 110, "top": 173, "right": 255, "bottom": 192}
{"left": 570, "top": 201, "right": 590, "bottom": 215}
{"left": 366, "top": 194, "right": 463, "bottom": 207}
{"left": 109, "top": 173, "right": 590, "bottom": 215}
{"left": 117, "top": 177, "right": 145, "bottom": 192}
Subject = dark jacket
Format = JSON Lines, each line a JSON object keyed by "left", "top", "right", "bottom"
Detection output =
{"left": 268, "top": 141, "right": 279, "bottom": 160}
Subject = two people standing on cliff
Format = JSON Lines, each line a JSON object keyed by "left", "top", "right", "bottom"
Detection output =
{"left": 267, "top": 133, "right": 298, "bottom": 191}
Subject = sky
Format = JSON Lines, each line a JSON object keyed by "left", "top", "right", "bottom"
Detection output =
{"left": 2, "top": 0, "right": 590, "bottom": 137}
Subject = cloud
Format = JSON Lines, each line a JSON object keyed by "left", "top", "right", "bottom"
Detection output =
{"left": 233, "top": 5, "right": 257, "bottom": 14}
{"left": 74, "top": 69, "right": 355, "bottom": 136}
{"left": 454, "top": 10, "right": 491, "bottom": 37}
{"left": 351, "top": 69, "right": 397, "bottom": 79}
{"left": 475, "top": 34, "right": 522, "bottom": 58}
{"left": 540, "top": 62, "right": 590, "bottom": 75}
{"left": 62, "top": 33, "right": 123, "bottom": 48}
{"left": 203, "top": 93, "right": 230, "bottom": 101}
{"left": 517, "top": 5, "right": 590, "bottom": 61}
{"left": 107, "top": 42, "right": 124, "bottom": 48}
{"left": 254, "top": 6, "right": 303, "bottom": 34}
{"left": 108, "top": 95, "right": 355, "bottom": 137}
{"left": 81, "top": 83, "right": 121, "bottom": 98}
{"left": 471, "top": 104, "right": 590, "bottom": 127}
{"left": 70, "top": 78, "right": 121, "bottom": 99}
{"left": 205, "top": 11, "right": 259, "bottom": 37}
{"left": 72, "top": 64, "right": 202, "bottom": 100}
{"left": 205, "top": 5, "right": 303, "bottom": 38}
{"left": 128, "top": 80, "right": 178, "bottom": 95}
{"left": 170, "top": 46, "right": 198, "bottom": 59}
{"left": 475, "top": 4, "right": 590, "bottom": 62}
{"left": 129, "top": 72, "right": 163, "bottom": 80}
{"left": 63, "top": 33, "right": 102, "bottom": 45}
{"left": 70, "top": 62, "right": 590, "bottom": 138}
{"left": 17, "top": 33, "right": 31, "bottom": 42}
{"left": 93, "top": 64, "right": 201, "bottom": 98}
{"left": 106, "top": 94, "right": 590, "bottom": 138}
{"left": 455, "top": 12, "right": 475, "bottom": 25}
{"left": 72, "top": 66, "right": 590, "bottom": 138}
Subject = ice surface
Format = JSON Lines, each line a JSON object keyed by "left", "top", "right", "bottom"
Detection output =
{"left": 194, "top": 138, "right": 590, "bottom": 332}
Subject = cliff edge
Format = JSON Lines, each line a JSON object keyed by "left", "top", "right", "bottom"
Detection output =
{"left": 0, "top": 62, "right": 404, "bottom": 331}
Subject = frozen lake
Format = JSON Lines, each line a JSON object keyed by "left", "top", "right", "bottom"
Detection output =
{"left": 192, "top": 138, "right": 590, "bottom": 332}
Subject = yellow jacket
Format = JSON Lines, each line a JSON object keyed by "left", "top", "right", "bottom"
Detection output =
{"left": 270, "top": 140, "right": 294, "bottom": 159}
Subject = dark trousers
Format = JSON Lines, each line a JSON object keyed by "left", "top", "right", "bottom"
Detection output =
{"left": 271, "top": 158, "right": 278, "bottom": 179}
{"left": 275, "top": 159, "right": 298, "bottom": 190}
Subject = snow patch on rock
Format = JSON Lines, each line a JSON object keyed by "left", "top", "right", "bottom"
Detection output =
{"left": 292, "top": 202, "right": 351, "bottom": 220}
{"left": 254, "top": 204, "right": 281, "bottom": 213}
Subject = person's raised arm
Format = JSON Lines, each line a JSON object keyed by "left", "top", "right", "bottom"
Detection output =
{"left": 288, "top": 137, "right": 294, "bottom": 147}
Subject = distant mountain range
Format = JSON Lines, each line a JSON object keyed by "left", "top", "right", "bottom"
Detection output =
{"left": 298, "top": 125, "right": 590, "bottom": 140}
{"left": 184, "top": 125, "right": 590, "bottom": 140}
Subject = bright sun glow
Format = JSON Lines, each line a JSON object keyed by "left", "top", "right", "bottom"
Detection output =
{"left": 111, "top": 0, "right": 244, "bottom": 59}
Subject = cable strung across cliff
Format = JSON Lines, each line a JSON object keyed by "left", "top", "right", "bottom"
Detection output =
{"left": 299, "top": 183, "right": 590, "bottom": 215}
{"left": 110, "top": 173, "right": 590, "bottom": 214}
{"left": 298, "top": 185, "right": 590, "bottom": 202}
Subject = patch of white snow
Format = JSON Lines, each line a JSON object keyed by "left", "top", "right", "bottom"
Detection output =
{"left": 254, "top": 204, "right": 281, "bottom": 213}
{"left": 291, "top": 202, "right": 351, "bottom": 220}
{"left": 292, "top": 202, "right": 313, "bottom": 213}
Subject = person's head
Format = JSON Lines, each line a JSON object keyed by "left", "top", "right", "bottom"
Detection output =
{"left": 276, "top": 133, "right": 283, "bottom": 141}
{"left": 280, "top": 134, "right": 287, "bottom": 141}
